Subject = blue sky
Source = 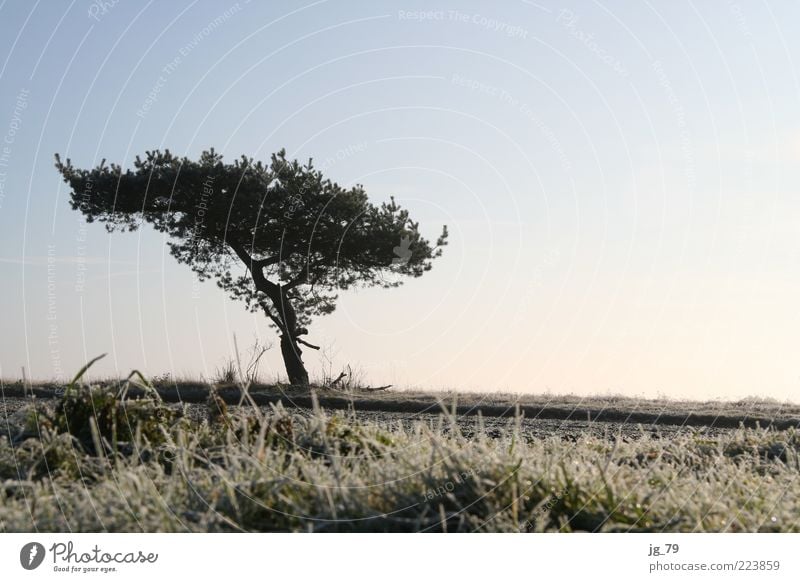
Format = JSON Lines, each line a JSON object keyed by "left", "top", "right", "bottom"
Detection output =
{"left": 2, "top": 0, "right": 800, "bottom": 400}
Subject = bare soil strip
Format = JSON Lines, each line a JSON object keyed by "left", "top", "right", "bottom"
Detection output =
{"left": 4, "top": 384, "right": 798, "bottom": 431}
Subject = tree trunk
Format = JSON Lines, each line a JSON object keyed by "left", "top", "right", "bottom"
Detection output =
{"left": 236, "top": 245, "right": 311, "bottom": 386}
{"left": 273, "top": 289, "right": 310, "bottom": 385}
{"left": 280, "top": 333, "right": 309, "bottom": 385}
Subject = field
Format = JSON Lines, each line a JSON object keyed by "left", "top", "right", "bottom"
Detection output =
{"left": 1, "top": 378, "right": 799, "bottom": 532}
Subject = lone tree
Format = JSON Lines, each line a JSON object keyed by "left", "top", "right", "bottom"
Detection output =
{"left": 55, "top": 149, "right": 447, "bottom": 385}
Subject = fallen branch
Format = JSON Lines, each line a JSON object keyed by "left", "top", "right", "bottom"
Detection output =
{"left": 361, "top": 385, "right": 392, "bottom": 392}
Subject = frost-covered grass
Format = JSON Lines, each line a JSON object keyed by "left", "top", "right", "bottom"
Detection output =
{"left": 1, "top": 382, "right": 799, "bottom": 532}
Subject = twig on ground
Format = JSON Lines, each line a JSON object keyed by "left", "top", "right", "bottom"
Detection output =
{"left": 362, "top": 385, "right": 392, "bottom": 392}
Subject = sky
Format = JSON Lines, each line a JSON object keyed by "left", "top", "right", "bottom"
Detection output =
{"left": 1, "top": 0, "right": 799, "bottom": 401}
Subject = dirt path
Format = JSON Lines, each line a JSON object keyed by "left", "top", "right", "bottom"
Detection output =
{"left": 4, "top": 385, "right": 791, "bottom": 442}
{"left": 6, "top": 383, "right": 799, "bottom": 430}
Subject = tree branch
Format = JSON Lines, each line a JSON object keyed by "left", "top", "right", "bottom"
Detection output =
{"left": 229, "top": 240, "right": 280, "bottom": 295}
{"left": 228, "top": 241, "right": 279, "bottom": 273}
{"left": 284, "top": 268, "right": 310, "bottom": 290}
{"left": 296, "top": 337, "right": 320, "bottom": 350}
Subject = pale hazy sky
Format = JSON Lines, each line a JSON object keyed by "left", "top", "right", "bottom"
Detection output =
{"left": 1, "top": 0, "right": 799, "bottom": 400}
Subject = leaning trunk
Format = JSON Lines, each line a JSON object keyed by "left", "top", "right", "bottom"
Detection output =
{"left": 280, "top": 333, "right": 309, "bottom": 385}
{"left": 245, "top": 258, "right": 311, "bottom": 386}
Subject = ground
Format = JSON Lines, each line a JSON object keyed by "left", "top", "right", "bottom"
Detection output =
{"left": 1, "top": 381, "right": 798, "bottom": 532}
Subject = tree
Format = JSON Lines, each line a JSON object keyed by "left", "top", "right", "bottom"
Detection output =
{"left": 55, "top": 149, "right": 448, "bottom": 385}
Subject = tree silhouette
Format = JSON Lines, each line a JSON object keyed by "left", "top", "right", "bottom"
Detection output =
{"left": 55, "top": 149, "right": 447, "bottom": 385}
